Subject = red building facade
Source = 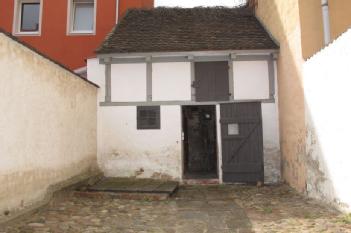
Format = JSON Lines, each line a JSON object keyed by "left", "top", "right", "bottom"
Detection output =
{"left": 0, "top": 0, "right": 154, "bottom": 71}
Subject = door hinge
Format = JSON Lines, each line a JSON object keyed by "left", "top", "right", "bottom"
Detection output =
{"left": 191, "top": 81, "right": 198, "bottom": 88}
{"left": 181, "top": 132, "right": 185, "bottom": 141}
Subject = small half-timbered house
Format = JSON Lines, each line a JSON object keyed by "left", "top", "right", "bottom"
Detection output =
{"left": 87, "top": 7, "right": 280, "bottom": 184}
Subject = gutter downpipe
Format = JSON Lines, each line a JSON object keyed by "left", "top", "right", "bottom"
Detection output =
{"left": 321, "top": 0, "right": 331, "bottom": 45}
{"left": 116, "top": 0, "right": 119, "bottom": 23}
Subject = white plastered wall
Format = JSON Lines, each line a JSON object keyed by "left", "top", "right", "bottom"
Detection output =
{"left": 263, "top": 61, "right": 280, "bottom": 184}
{"left": 87, "top": 58, "right": 105, "bottom": 102}
{"left": 0, "top": 33, "right": 97, "bottom": 217}
{"left": 88, "top": 59, "right": 187, "bottom": 179}
{"left": 233, "top": 60, "right": 270, "bottom": 100}
{"left": 304, "top": 29, "right": 351, "bottom": 212}
{"left": 152, "top": 62, "right": 191, "bottom": 101}
{"left": 97, "top": 106, "right": 182, "bottom": 179}
{"left": 111, "top": 63, "right": 147, "bottom": 102}
{"left": 262, "top": 102, "right": 281, "bottom": 184}
{"left": 216, "top": 104, "right": 223, "bottom": 183}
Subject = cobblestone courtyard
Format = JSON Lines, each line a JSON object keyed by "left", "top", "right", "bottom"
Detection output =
{"left": 1, "top": 185, "right": 350, "bottom": 233}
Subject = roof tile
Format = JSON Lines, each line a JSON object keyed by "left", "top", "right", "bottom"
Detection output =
{"left": 96, "top": 7, "right": 279, "bottom": 54}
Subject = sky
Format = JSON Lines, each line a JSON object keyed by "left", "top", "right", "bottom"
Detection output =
{"left": 155, "top": 0, "right": 247, "bottom": 8}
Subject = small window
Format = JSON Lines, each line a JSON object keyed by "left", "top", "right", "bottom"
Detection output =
{"left": 20, "top": 3, "right": 40, "bottom": 32}
{"left": 69, "top": 0, "right": 95, "bottom": 34}
{"left": 137, "top": 106, "right": 161, "bottom": 130}
{"left": 13, "top": 0, "right": 42, "bottom": 34}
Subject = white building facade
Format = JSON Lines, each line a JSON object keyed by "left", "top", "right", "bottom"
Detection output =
{"left": 87, "top": 7, "right": 281, "bottom": 184}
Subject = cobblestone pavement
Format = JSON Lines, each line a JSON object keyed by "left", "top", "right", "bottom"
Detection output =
{"left": 1, "top": 185, "right": 350, "bottom": 233}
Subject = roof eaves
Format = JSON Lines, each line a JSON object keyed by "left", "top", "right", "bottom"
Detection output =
{"left": 96, "top": 49, "right": 280, "bottom": 59}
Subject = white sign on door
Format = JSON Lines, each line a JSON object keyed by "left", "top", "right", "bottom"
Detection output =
{"left": 228, "top": 123, "right": 239, "bottom": 135}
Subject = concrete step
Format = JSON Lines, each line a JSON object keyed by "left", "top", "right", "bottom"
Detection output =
{"left": 74, "top": 177, "right": 179, "bottom": 201}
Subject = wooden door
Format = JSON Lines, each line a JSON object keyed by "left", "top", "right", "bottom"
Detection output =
{"left": 194, "top": 61, "right": 230, "bottom": 102}
{"left": 220, "top": 102, "right": 264, "bottom": 183}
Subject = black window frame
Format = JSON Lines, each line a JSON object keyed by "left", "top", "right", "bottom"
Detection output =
{"left": 137, "top": 106, "right": 161, "bottom": 130}
{"left": 20, "top": 2, "right": 40, "bottom": 32}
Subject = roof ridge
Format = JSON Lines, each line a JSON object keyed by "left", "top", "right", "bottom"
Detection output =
{"left": 125, "top": 6, "right": 254, "bottom": 14}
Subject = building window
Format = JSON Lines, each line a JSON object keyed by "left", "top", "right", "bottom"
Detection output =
{"left": 13, "top": 0, "right": 42, "bottom": 35}
{"left": 137, "top": 106, "right": 161, "bottom": 130}
{"left": 69, "top": 0, "right": 96, "bottom": 34}
{"left": 20, "top": 3, "right": 40, "bottom": 32}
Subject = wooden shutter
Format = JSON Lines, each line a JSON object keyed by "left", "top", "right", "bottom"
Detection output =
{"left": 194, "top": 61, "right": 230, "bottom": 102}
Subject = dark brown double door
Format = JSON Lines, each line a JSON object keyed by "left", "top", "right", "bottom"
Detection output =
{"left": 221, "top": 102, "right": 264, "bottom": 183}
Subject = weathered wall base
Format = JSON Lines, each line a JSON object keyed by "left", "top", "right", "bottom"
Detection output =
{"left": 97, "top": 106, "right": 182, "bottom": 180}
{"left": 262, "top": 103, "right": 281, "bottom": 184}
{"left": 0, "top": 168, "right": 100, "bottom": 224}
{"left": 0, "top": 159, "right": 95, "bottom": 214}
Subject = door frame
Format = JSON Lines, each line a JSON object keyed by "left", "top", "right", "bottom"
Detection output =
{"left": 215, "top": 104, "right": 224, "bottom": 183}
{"left": 181, "top": 105, "right": 219, "bottom": 180}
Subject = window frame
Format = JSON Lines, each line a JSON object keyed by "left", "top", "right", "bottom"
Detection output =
{"left": 67, "top": 0, "right": 97, "bottom": 35}
{"left": 137, "top": 106, "right": 161, "bottom": 130}
{"left": 13, "top": 0, "right": 43, "bottom": 36}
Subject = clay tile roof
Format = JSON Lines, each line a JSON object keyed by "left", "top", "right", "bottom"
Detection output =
{"left": 96, "top": 7, "right": 279, "bottom": 54}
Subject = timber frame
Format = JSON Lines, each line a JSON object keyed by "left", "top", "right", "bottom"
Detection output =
{"left": 98, "top": 50, "right": 279, "bottom": 106}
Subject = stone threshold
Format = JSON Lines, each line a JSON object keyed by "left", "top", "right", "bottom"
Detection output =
{"left": 182, "top": 179, "right": 220, "bottom": 185}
